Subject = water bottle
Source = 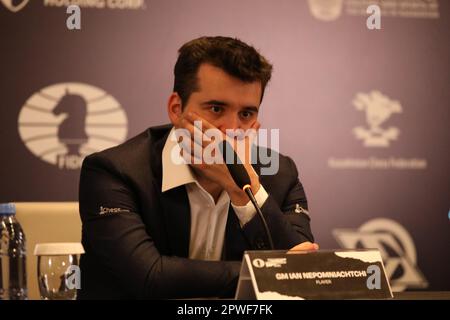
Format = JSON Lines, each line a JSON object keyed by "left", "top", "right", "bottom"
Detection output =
{"left": 0, "top": 203, "right": 27, "bottom": 300}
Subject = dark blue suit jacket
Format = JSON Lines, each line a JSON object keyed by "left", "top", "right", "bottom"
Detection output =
{"left": 78, "top": 124, "right": 314, "bottom": 299}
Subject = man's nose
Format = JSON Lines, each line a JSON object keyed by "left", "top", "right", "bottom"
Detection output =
{"left": 217, "top": 114, "right": 242, "bottom": 133}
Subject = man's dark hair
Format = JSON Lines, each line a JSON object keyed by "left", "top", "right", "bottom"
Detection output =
{"left": 173, "top": 36, "right": 273, "bottom": 106}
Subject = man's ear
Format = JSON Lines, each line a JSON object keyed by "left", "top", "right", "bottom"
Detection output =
{"left": 167, "top": 92, "right": 183, "bottom": 125}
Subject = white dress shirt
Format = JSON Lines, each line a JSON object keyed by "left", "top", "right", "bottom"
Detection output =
{"left": 161, "top": 129, "right": 268, "bottom": 261}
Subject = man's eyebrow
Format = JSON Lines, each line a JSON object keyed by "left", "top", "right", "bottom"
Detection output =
{"left": 201, "top": 100, "right": 228, "bottom": 106}
{"left": 242, "top": 106, "right": 259, "bottom": 113}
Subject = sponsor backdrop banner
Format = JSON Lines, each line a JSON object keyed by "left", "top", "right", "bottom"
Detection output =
{"left": 1, "top": 0, "right": 449, "bottom": 291}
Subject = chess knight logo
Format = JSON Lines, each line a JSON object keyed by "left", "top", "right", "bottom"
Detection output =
{"left": 333, "top": 218, "right": 428, "bottom": 291}
{"left": 18, "top": 82, "right": 128, "bottom": 170}
{"left": 352, "top": 90, "right": 402, "bottom": 147}
{"left": 1, "top": 0, "right": 30, "bottom": 12}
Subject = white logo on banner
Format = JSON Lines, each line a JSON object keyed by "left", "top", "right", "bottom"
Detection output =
{"left": 307, "top": 0, "right": 439, "bottom": 21}
{"left": 307, "top": 0, "right": 344, "bottom": 21}
{"left": 1, "top": 0, "right": 146, "bottom": 11}
{"left": 327, "top": 89, "right": 427, "bottom": 170}
{"left": 352, "top": 90, "right": 402, "bottom": 147}
{"left": 18, "top": 82, "right": 128, "bottom": 170}
{"left": 1, "top": 0, "right": 30, "bottom": 12}
{"left": 43, "top": 0, "right": 145, "bottom": 10}
{"left": 333, "top": 218, "right": 428, "bottom": 291}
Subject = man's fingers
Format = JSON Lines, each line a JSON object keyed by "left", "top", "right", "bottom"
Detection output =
{"left": 178, "top": 135, "right": 204, "bottom": 161}
{"left": 177, "top": 121, "right": 226, "bottom": 165}
{"left": 178, "top": 112, "right": 260, "bottom": 166}
{"left": 251, "top": 120, "right": 261, "bottom": 130}
{"left": 177, "top": 117, "right": 214, "bottom": 148}
{"left": 185, "top": 111, "right": 222, "bottom": 139}
{"left": 180, "top": 114, "right": 228, "bottom": 147}
{"left": 186, "top": 111, "right": 217, "bottom": 132}
{"left": 288, "top": 241, "right": 319, "bottom": 252}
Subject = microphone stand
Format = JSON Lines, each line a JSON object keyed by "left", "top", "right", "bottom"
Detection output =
{"left": 220, "top": 139, "right": 274, "bottom": 251}
{"left": 242, "top": 184, "right": 274, "bottom": 250}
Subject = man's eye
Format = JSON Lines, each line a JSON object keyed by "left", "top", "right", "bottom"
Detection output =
{"left": 210, "top": 105, "right": 223, "bottom": 113}
{"left": 240, "top": 111, "right": 253, "bottom": 119}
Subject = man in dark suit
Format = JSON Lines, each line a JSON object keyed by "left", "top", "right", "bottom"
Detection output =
{"left": 78, "top": 36, "right": 318, "bottom": 299}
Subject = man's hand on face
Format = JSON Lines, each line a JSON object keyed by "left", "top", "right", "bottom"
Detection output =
{"left": 174, "top": 111, "right": 261, "bottom": 206}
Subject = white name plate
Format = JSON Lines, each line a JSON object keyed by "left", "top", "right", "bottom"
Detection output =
{"left": 235, "top": 249, "right": 393, "bottom": 300}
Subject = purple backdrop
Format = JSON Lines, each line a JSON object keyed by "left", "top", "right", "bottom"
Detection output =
{"left": 1, "top": 0, "right": 449, "bottom": 291}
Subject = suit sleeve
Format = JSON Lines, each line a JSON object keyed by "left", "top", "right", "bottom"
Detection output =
{"left": 241, "top": 156, "right": 314, "bottom": 250}
{"left": 79, "top": 154, "right": 240, "bottom": 299}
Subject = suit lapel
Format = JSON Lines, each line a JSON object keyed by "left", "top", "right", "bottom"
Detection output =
{"left": 160, "top": 187, "right": 191, "bottom": 258}
{"left": 148, "top": 125, "right": 191, "bottom": 258}
{"left": 224, "top": 206, "right": 252, "bottom": 260}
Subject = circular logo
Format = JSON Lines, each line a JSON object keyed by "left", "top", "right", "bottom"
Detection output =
{"left": 252, "top": 258, "right": 265, "bottom": 268}
{"left": 359, "top": 218, "right": 417, "bottom": 266}
{"left": 359, "top": 218, "right": 426, "bottom": 291}
{"left": 333, "top": 218, "right": 428, "bottom": 291}
{"left": 18, "top": 82, "right": 128, "bottom": 169}
{"left": 1, "top": 0, "right": 30, "bottom": 12}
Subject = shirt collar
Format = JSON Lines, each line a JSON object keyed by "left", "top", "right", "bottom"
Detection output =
{"left": 161, "top": 128, "right": 197, "bottom": 192}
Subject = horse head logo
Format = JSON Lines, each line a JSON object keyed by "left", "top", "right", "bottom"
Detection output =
{"left": 19, "top": 82, "right": 128, "bottom": 169}
{"left": 53, "top": 90, "right": 88, "bottom": 156}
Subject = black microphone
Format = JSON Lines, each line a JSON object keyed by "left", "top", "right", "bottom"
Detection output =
{"left": 219, "top": 140, "right": 274, "bottom": 250}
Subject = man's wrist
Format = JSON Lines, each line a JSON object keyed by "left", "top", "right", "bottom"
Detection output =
{"left": 226, "top": 180, "right": 261, "bottom": 206}
{"left": 231, "top": 185, "right": 269, "bottom": 227}
{"left": 227, "top": 187, "right": 249, "bottom": 206}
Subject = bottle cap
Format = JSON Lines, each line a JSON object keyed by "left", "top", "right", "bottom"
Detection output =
{"left": 0, "top": 203, "right": 16, "bottom": 215}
